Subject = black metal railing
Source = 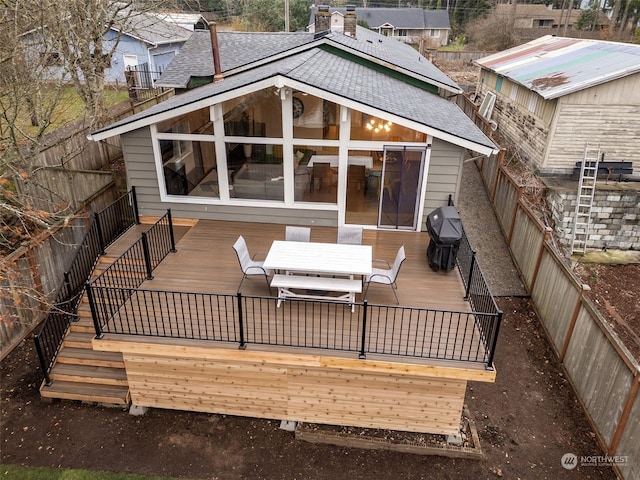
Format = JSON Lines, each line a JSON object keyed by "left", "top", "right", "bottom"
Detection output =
{"left": 86, "top": 286, "right": 501, "bottom": 368}
{"left": 94, "top": 188, "right": 138, "bottom": 254}
{"left": 89, "top": 210, "right": 176, "bottom": 336}
{"left": 449, "top": 195, "right": 502, "bottom": 368}
{"left": 33, "top": 189, "right": 139, "bottom": 385}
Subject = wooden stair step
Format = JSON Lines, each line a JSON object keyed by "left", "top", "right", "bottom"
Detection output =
{"left": 50, "top": 363, "right": 128, "bottom": 386}
{"left": 69, "top": 311, "right": 96, "bottom": 333}
{"left": 57, "top": 347, "right": 124, "bottom": 368}
{"left": 40, "top": 380, "right": 129, "bottom": 405}
{"left": 64, "top": 331, "right": 95, "bottom": 349}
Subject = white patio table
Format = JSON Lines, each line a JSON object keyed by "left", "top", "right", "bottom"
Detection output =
{"left": 263, "top": 240, "right": 372, "bottom": 311}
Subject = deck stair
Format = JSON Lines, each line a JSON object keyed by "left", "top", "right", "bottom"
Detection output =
{"left": 39, "top": 255, "right": 130, "bottom": 407}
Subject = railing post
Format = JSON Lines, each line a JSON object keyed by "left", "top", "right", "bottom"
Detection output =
{"left": 236, "top": 292, "right": 246, "bottom": 350}
{"left": 167, "top": 209, "right": 177, "bottom": 252}
{"left": 141, "top": 232, "right": 154, "bottom": 280}
{"left": 464, "top": 251, "right": 476, "bottom": 301}
{"left": 86, "top": 282, "right": 104, "bottom": 339}
{"left": 94, "top": 211, "right": 105, "bottom": 255}
{"left": 63, "top": 271, "right": 72, "bottom": 299}
{"left": 359, "top": 300, "right": 368, "bottom": 359}
{"left": 485, "top": 311, "right": 502, "bottom": 370}
{"left": 33, "top": 334, "right": 53, "bottom": 386}
{"left": 131, "top": 186, "right": 140, "bottom": 224}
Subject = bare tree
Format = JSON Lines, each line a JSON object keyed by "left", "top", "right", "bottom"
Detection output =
{"left": 465, "top": 8, "right": 520, "bottom": 51}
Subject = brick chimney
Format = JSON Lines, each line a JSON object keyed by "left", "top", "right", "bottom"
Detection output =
{"left": 315, "top": 5, "right": 331, "bottom": 33}
{"left": 344, "top": 5, "right": 356, "bottom": 38}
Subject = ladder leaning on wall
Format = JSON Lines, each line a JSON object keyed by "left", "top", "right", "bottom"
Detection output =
{"left": 570, "top": 143, "right": 601, "bottom": 255}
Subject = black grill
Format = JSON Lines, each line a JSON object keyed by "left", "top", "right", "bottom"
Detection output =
{"left": 426, "top": 206, "right": 463, "bottom": 272}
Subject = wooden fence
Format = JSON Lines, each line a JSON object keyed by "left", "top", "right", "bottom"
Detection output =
{"left": 35, "top": 90, "right": 173, "bottom": 172}
{"left": 428, "top": 50, "right": 496, "bottom": 63}
{"left": 0, "top": 182, "right": 120, "bottom": 359}
{"left": 476, "top": 153, "right": 640, "bottom": 480}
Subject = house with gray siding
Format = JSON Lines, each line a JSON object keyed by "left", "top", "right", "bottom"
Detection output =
{"left": 308, "top": 6, "right": 451, "bottom": 46}
{"left": 475, "top": 36, "right": 640, "bottom": 176}
{"left": 90, "top": 14, "right": 496, "bottom": 231}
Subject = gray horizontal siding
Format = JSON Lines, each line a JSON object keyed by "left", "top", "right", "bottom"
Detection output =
{"left": 423, "top": 139, "right": 463, "bottom": 214}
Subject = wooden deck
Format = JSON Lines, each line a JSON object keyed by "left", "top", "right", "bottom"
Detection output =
{"left": 97, "top": 219, "right": 488, "bottom": 364}
{"left": 110, "top": 219, "right": 470, "bottom": 311}
{"left": 63, "top": 219, "right": 498, "bottom": 434}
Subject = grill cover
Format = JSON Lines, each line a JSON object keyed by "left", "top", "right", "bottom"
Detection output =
{"left": 426, "top": 206, "right": 463, "bottom": 244}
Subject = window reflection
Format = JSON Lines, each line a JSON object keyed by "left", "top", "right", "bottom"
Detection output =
{"left": 157, "top": 108, "right": 212, "bottom": 134}
{"left": 163, "top": 141, "right": 219, "bottom": 198}
{"left": 293, "top": 94, "right": 338, "bottom": 140}
{"left": 223, "top": 88, "right": 282, "bottom": 138}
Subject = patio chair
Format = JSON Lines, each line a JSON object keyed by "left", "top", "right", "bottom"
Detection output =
{"left": 232, "top": 236, "right": 272, "bottom": 293}
{"left": 337, "top": 225, "right": 363, "bottom": 245}
{"left": 363, "top": 245, "right": 406, "bottom": 304}
{"left": 285, "top": 226, "right": 311, "bottom": 242}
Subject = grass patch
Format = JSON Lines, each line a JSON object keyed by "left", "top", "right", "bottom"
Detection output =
{"left": 15, "top": 87, "right": 129, "bottom": 139}
{"left": 0, "top": 465, "right": 181, "bottom": 480}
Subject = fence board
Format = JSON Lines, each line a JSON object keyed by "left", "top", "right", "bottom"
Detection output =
{"left": 616, "top": 390, "right": 640, "bottom": 479}
{"left": 530, "top": 250, "right": 581, "bottom": 352}
{"left": 509, "top": 207, "right": 544, "bottom": 289}
{"left": 564, "top": 302, "right": 637, "bottom": 446}
{"left": 492, "top": 172, "right": 519, "bottom": 236}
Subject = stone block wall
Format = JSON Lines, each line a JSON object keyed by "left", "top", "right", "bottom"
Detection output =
{"left": 547, "top": 187, "right": 640, "bottom": 251}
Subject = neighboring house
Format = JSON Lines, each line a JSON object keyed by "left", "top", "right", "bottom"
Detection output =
{"left": 308, "top": 6, "right": 451, "bottom": 46}
{"left": 475, "top": 35, "right": 640, "bottom": 175}
{"left": 493, "top": 4, "right": 610, "bottom": 30}
{"left": 105, "top": 12, "right": 193, "bottom": 83}
{"left": 29, "top": 11, "right": 193, "bottom": 84}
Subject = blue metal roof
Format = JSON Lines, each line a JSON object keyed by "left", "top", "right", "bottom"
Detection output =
{"left": 476, "top": 35, "right": 640, "bottom": 99}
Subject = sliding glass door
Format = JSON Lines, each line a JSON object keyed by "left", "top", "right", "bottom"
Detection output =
{"left": 377, "top": 146, "right": 426, "bottom": 230}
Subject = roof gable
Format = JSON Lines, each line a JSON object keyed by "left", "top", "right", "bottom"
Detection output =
{"left": 476, "top": 35, "right": 640, "bottom": 99}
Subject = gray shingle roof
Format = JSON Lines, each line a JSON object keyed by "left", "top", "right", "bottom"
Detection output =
{"left": 157, "top": 31, "right": 317, "bottom": 87}
{"left": 310, "top": 7, "right": 451, "bottom": 30}
{"left": 92, "top": 49, "right": 494, "bottom": 151}
{"left": 324, "top": 27, "right": 457, "bottom": 91}
{"left": 157, "top": 26, "right": 458, "bottom": 92}
{"left": 115, "top": 12, "right": 192, "bottom": 46}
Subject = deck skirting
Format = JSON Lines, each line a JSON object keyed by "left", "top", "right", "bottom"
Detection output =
{"left": 93, "top": 335, "right": 495, "bottom": 435}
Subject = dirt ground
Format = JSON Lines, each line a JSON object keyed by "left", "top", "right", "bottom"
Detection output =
{"left": 573, "top": 263, "right": 640, "bottom": 361}
{"left": 1, "top": 297, "right": 616, "bottom": 479}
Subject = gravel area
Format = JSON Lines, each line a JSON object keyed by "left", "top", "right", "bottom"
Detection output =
{"left": 457, "top": 161, "right": 528, "bottom": 297}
